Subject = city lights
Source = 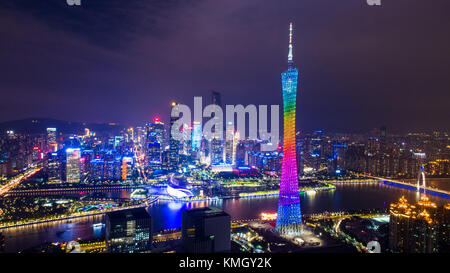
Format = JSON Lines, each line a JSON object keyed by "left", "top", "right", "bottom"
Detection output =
{"left": 0, "top": 1, "right": 448, "bottom": 261}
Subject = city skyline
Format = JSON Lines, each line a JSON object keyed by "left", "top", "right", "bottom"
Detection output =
{"left": 0, "top": 0, "right": 449, "bottom": 258}
{"left": 1, "top": 1, "right": 450, "bottom": 133}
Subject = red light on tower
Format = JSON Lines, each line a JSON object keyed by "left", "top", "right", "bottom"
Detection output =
{"left": 154, "top": 117, "right": 159, "bottom": 122}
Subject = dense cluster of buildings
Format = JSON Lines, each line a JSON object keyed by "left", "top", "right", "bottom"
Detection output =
{"left": 389, "top": 195, "right": 449, "bottom": 253}
{"left": 298, "top": 129, "right": 450, "bottom": 178}
{"left": 0, "top": 111, "right": 448, "bottom": 184}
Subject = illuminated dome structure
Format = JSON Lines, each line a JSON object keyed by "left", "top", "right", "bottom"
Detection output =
{"left": 166, "top": 184, "right": 194, "bottom": 199}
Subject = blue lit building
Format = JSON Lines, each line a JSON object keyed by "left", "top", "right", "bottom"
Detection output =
{"left": 192, "top": 121, "right": 202, "bottom": 151}
{"left": 211, "top": 137, "right": 223, "bottom": 165}
{"left": 66, "top": 148, "right": 81, "bottom": 183}
{"left": 146, "top": 118, "right": 164, "bottom": 168}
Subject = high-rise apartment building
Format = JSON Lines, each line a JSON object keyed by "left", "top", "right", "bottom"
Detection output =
{"left": 389, "top": 195, "right": 449, "bottom": 253}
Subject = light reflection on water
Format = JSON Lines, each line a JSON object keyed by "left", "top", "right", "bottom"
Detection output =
{"left": 2, "top": 182, "right": 449, "bottom": 252}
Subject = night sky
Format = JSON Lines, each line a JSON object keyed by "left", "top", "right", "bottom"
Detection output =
{"left": 1, "top": 0, "right": 449, "bottom": 133}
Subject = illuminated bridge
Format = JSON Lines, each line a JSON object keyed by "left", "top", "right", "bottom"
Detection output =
{"left": 4, "top": 185, "right": 135, "bottom": 197}
{"left": 365, "top": 175, "right": 450, "bottom": 199}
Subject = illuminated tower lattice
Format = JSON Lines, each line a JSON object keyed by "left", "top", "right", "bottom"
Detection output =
{"left": 276, "top": 22, "right": 302, "bottom": 236}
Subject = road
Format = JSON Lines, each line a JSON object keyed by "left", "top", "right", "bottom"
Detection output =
{"left": 0, "top": 167, "right": 42, "bottom": 196}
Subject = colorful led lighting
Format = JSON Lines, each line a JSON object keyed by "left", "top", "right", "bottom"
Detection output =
{"left": 275, "top": 22, "right": 302, "bottom": 236}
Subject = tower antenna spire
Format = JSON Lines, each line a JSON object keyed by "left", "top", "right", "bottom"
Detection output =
{"left": 288, "top": 22, "right": 293, "bottom": 69}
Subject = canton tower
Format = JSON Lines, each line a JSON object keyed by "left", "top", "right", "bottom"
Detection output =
{"left": 275, "top": 22, "right": 302, "bottom": 236}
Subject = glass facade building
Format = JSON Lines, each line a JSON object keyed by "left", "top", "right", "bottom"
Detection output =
{"left": 66, "top": 148, "right": 81, "bottom": 183}
{"left": 106, "top": 207, "right": 153, "bottom": 253}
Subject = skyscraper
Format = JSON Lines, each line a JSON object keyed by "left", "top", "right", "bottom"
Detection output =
{"left": 47, "top": 152, "right": 61, "bottom": 183}
{"left": 146, "top": 118, "right": 164, "bottom": 171}
{"left": 276, "top": 23, "right": 302, "bottom": 236}
{"left": 66, "top": 148, "right": 81, "bottom": 183}
{"left": 106, "top": 207, "right": 152, "bottom": 253}
{"left": 169, "top": 102, "right": 180, "bottom": 169}
{"left": 192, "top": 121, "right": 202, "bottom": 151}
{"left": 121, "top": 156, "right": 133, "bottom": 182}
{"left": 211, "top": 137, "right": 223, "bottom": 165}
{"left": 225, "top": 121, "right": 234, "bottom": 165}
{"left": 210, "top": 91, "right": 223, "bottom": 165}
{"left": 181, "top": 123, "right": 191, "bottom": 155}
{"left": 232, "top": 131, "right": 239, "bottom": 165}
{"left": 46, "top": 128, "right": 57, "bottom": 152}
{"left": 146, "top": 118, "right": 164, "bottom": 150}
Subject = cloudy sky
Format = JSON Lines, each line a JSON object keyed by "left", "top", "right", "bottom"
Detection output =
{"left": 0, "top": 0, "right": 449, "bottom": 133}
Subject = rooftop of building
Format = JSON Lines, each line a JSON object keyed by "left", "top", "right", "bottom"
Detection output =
{"left": 183, "top": 206, "right": 230, "bottom": 219}
{"left": 106, "top": 207, "right": 150, "bottom": 220}
{"left": 389, "top": 195, "right": 440, "bottom": 225}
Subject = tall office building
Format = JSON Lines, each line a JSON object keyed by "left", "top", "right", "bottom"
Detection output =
{"left": 147, "top": 142, "right": 161, "bottom": 167}
{"left": 90, "top": 159, "right": 104, "bottom": 181}
{"left": 146, "top": 117, "right": 165, "bottom": 166}
{"left": 233, "top": 131, "right": 239, "bottom": 165}
{"left": 47, "top": 152, "right": 61, "bottom": 183}
{"left": 210, "top": 91, "right": 223, "bottom": 165}
{"left": 121, "top": 156, "right": 133, "bottom": 182}
{"left": 389, "top": 195, "right": 443, "bottom": 253}
{"left": 182, "top": 207, "right": 231, "bottom": 253}
{"left": 235, "top": 141, "right": 246, "bottom": 167}
{"left": 169, "top": 102, "right": 180, "bottom": 169}
{"left": 127, "top": 127, "right": 134, "bottom": 143}
{"left": 146, "top": 118, "right": 165, "bottom": 144}
{"left": 106, "top": 207, "right": 152, "bottom": 253}
{"left": 276, "top": 23, "right": 302, "bottom": 236}
{"left": 81, "top": 149, "right": 93, "bottom": 176}
{"left": 181, "top": 123, "right": 191, "bottom": 155}
{"left": 332, "top": 144, "right": 347, "bottom": 173}
{"left": 104, "top": 159, "right": 121, "bottom": 181}
{"left": 211, "top": 137, "right": 223, "bottom": 165}
{"left": 192, "top": 121, "right": 202, "bottom": 151}
{"left": 136, "top": 127, "right": 145, "bottom": 145}
{"left": 225, "top": 121, "right": 235, "bottom": 165}
{"left": 46, "top": 128, "right": 57, "bottom": 152}
{"left": 66, "top": 148, "right": 81, "bottom": 183}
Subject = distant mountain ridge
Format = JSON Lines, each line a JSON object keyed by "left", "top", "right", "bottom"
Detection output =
{"left": 0, "top": 118, "right": 122, "bottom": 135}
